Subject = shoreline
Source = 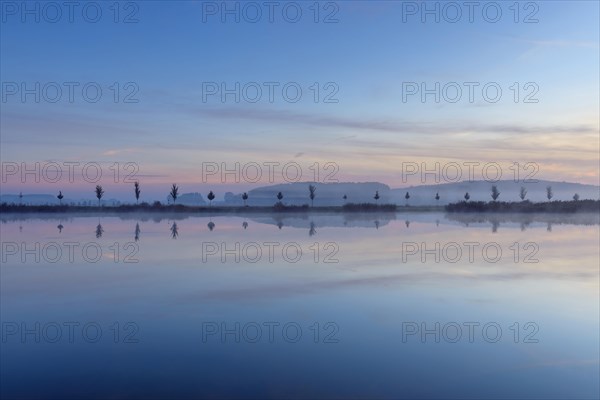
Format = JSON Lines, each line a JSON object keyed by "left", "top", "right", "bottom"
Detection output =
{"left": 1, "top": 200, "right": 598, "bottom": 215}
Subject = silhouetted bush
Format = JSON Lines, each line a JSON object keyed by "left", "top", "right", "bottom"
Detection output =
{"left": 273, "top": 202, "right": 309, "bottom": 212}
{"left": 342, "top": 203, "right": 397, "bottom": 212}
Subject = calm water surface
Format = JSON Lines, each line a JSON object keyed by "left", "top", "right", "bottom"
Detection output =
{"left": 1, "top": 212, "right": 599, "bottom": 399}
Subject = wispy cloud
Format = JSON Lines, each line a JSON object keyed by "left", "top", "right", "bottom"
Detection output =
{"left": 191, "top": 107, "right": 597, "bottom": 136}
{"left": 102, "top": 148, "right": 143, "bottom": 156}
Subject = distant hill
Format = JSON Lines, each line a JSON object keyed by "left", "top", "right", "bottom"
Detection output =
{"left": 223, "top": 182, "right": 390, "bottom": 206}
{"left": 391, "top": 180, "right": 600, "bottom": 205}
{"left": 1, "top": 194, "right": 57, "bottom": 205}
{"left": 222, "top": 180, "right": 599, "bottom": 206}
{"left": 0, "top": 194, "right": 121, "bottom": 206}
{"left": 172, "top": 192, "right": 207, "bottom": 206}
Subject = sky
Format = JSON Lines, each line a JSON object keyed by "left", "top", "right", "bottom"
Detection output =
{"left": 1, "top": 0, "right": 599, "bottom": 201}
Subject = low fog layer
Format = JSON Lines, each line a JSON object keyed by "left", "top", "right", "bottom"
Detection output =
{"left": 2, "top": 180, "right": 598, "bottom": 206}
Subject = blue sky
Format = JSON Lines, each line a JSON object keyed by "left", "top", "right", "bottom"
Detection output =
{"left": 1, "top": 1, "right": 599, "bottom": 200}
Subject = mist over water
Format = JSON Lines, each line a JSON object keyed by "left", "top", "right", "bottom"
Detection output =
{"left": 2, "top": 212, "right": 598, "bottom": 399}
{"left": 2, "top": 0, "right": 599, "bottom": 397}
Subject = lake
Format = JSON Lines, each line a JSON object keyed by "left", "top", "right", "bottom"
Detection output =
{"left": 1, "top": 212, "right": 599, "bottom": 399}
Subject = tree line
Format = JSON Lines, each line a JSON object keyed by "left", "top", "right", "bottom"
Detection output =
{"left": 14, "top": 182, "right": 585, "bottom": 207}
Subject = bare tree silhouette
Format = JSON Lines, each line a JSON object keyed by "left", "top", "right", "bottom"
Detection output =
{"left": 134, "top": 181, "right": 141, "bottom": 204}
{"left": 519, "top": 186, "right": 527, "bottom": 201}
{"left": 170, "top": 184, "right": 179, "bottom": 204}
{"left": 573, "top": 193, "right": 580, "bottom": 201}
{"left": 491, "top": 185, "right": 500, "bottom": 201}
{"left": 242, "top": 192, "right": 248, "bottom": 207}
{"left": 374, "top": 191, "right": 380, "bottom": 203}
{"left": 546, "top": 186, "right": 553, "bottom": 201}
{"left": 95, "top": 185, "right": 104, "bottom": 206}
{"left": 309, "top": 184, "right": 316, "bottom": 207}
{"left": 207, "top": 191, "right": 215, "bottom": 206}
{"left": 464, "top": 192, "right": 470, "bottom": 202}
{"left": 57, "top": 191, "right": 64, "bottom": 205}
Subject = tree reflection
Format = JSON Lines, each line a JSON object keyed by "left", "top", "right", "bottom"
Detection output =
{"left": 95, "top": 223, "right": 104, "bottom": 239}
{"left": 170, "top": 221, "right": 179, "bottom": 239}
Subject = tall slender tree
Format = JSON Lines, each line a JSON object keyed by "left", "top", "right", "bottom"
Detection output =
{"left": 464, "top": 192, "right": 470, "bottom": 202}
{"left": 242, "top": 192, "right": 248, "bottom": 207}
{"left": 546, "top": 186, "right": 553, "bottom": 201}
{"left": 374, "top": 191, "right": 380, "bottom": 203}
{"left": 491, "top": 185, "right": 500, "bottom": 201}
{"left": 519, "top": 186, "right": 527, "bottom": 201}
{"left": 95, "top": 185, "right": 104, "bottom": 206}
{"left": 134, "top": 181, "right": 141, "bottom": 204}
{"left": 309, "top": 184, "right": 316, "bottom": 207}
{"left": 170, "top": 184, "right": 179, "bottom": 204}
{"left": 57, "top": 191, "right": 64, "bottom": 205}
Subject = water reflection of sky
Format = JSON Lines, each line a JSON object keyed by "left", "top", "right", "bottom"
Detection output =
{"left": 1, "top": 213, "right": 598, "bottom": 399}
